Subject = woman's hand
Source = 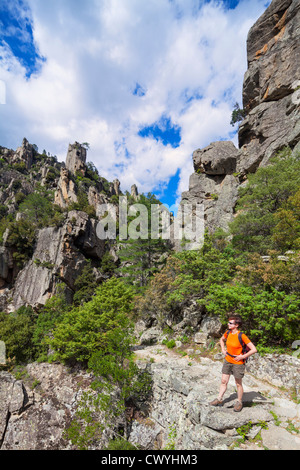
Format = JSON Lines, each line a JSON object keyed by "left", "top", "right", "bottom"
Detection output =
{"left": 234, "top": 354, "right": 245, "bottom": 362}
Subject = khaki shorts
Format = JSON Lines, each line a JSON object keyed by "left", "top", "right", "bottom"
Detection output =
{"left": 222, "top": 360, "right": 245, "bottom": 379}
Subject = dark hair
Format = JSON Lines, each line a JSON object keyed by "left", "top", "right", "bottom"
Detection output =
{"left": 228, "top": 315, "right": 242, "bottom": 328}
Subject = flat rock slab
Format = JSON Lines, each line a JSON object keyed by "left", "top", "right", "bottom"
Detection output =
{"left": 261, "top": 423, "right": 300, "bottom": 450}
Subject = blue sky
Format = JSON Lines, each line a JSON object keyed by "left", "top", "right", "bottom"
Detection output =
{"left": 0, "top": 0, "right": 271, "bottom": 209}
{"left": 0, "top": 0, "right": 44, "bottom": 77}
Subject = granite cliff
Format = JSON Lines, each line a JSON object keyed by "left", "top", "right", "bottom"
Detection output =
{"left": 0, "top": 140, "right": 125, "bottom": 312}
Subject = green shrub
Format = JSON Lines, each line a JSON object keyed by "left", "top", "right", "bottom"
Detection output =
{"left": 165, "top": 339, "right": 176, "bottom": 349}
{"left": 167, "top": 233, "right": 243, "bottom": 304}
{"left": 65, "top": 315, "right": 150, "bottom": 449}
{"left": 73, "top": 260, "right": 98, "bottom": 306}
{"left": 202, "top": 283, "right": 300, "bottom": 349}
{"left": 32, "top": 287, "right": 70, "bottom": 361}
{"left": 0, "top": 306, "right": 36, "bottom": 363}
{"left": 50, "top": 277, "right": 135, "bottom": 364}
{"left": 230, "top": 148, "right": 300, "bottom": 253}
{"left": 104, "top": 439, "right": 139, "bottom": 450}
{"left": 6, "top": 218, "right": 36, "bottom": 266}
{"left": 15, "top": 192, "right": 26, "bottom": 206}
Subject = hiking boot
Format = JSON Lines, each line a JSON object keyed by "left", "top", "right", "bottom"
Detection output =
{"left": 209, "top": 398, "right": 223, "bottom": 406}
{"left": 234, "top": 401, "right": 243, "bottom": 412}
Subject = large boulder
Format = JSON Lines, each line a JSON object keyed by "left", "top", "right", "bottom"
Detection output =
{"left": 192, "top": 141, "right": 238, "bottom": 175}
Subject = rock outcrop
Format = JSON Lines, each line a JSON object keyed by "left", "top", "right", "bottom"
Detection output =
{"left": 65, "top": 142, "right": 87, "bottom": 176}
{"left": 131, "top": 184, "right": 139, "bottom": 201}
{"left": 178, "top": 0, "right": 300, "bottom": 240}
{"left": 0, "top": 139, "right": 121, "bottom": 311}
{"left": 54, "top": 167, "right": 78, "bottom": 208}
{"left": 13, "top": 138, "right": 34, "bottom": 170}
{"left": 54, "top": 142, "right": 122, "bottom": 211}
{"left": 11, "top": 210, "right": 106, "bottom": 310}
{"left": 0, "top": 363, "right": 94, "bottom": 450}
{"left": 0, "top": 0, "right": 299, "bottom": 451}
{"left": 130, "top": 346, "right": 300, "bottom": 451}
{"left": 1, "top": 347, "right": 299, "bottom": 450}
{"left": 180, "top": 141, "right": 240, "bottom": 241}
{"left": 193, "top": 141, "right": 238, "bottom": 176}
{"left": 238, "top": 0, "right": 300, "bottom": 174}
{"left": 132, "top": 356, "right": 272, "bottom": 450}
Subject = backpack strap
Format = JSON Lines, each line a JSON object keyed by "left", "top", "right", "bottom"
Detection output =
{"left": 238, "top": 331, "right": 244, "bottom": 347}
{"left": 238, "top": 331, "right": 248, "bottom": 363}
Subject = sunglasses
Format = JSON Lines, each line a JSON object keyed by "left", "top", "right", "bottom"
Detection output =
{"left": 228, "top": 321, "right": 236, "bottom": 325}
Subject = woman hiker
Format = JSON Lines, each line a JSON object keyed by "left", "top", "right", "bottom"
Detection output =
{"left": 210, "top": 315, "right": 257, "bottom": 412}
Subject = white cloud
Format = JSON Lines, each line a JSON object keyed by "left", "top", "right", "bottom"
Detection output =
{"left": 0, "top": 0, "right": 270, "bottom": 206}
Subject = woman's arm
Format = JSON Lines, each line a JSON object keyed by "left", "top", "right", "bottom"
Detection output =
{"left": 220, "top": 336, "right": 227, "bottom": 356}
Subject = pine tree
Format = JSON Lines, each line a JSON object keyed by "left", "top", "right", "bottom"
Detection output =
{"left": 117, "top": 193, "right": 171, "bottom": 290}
